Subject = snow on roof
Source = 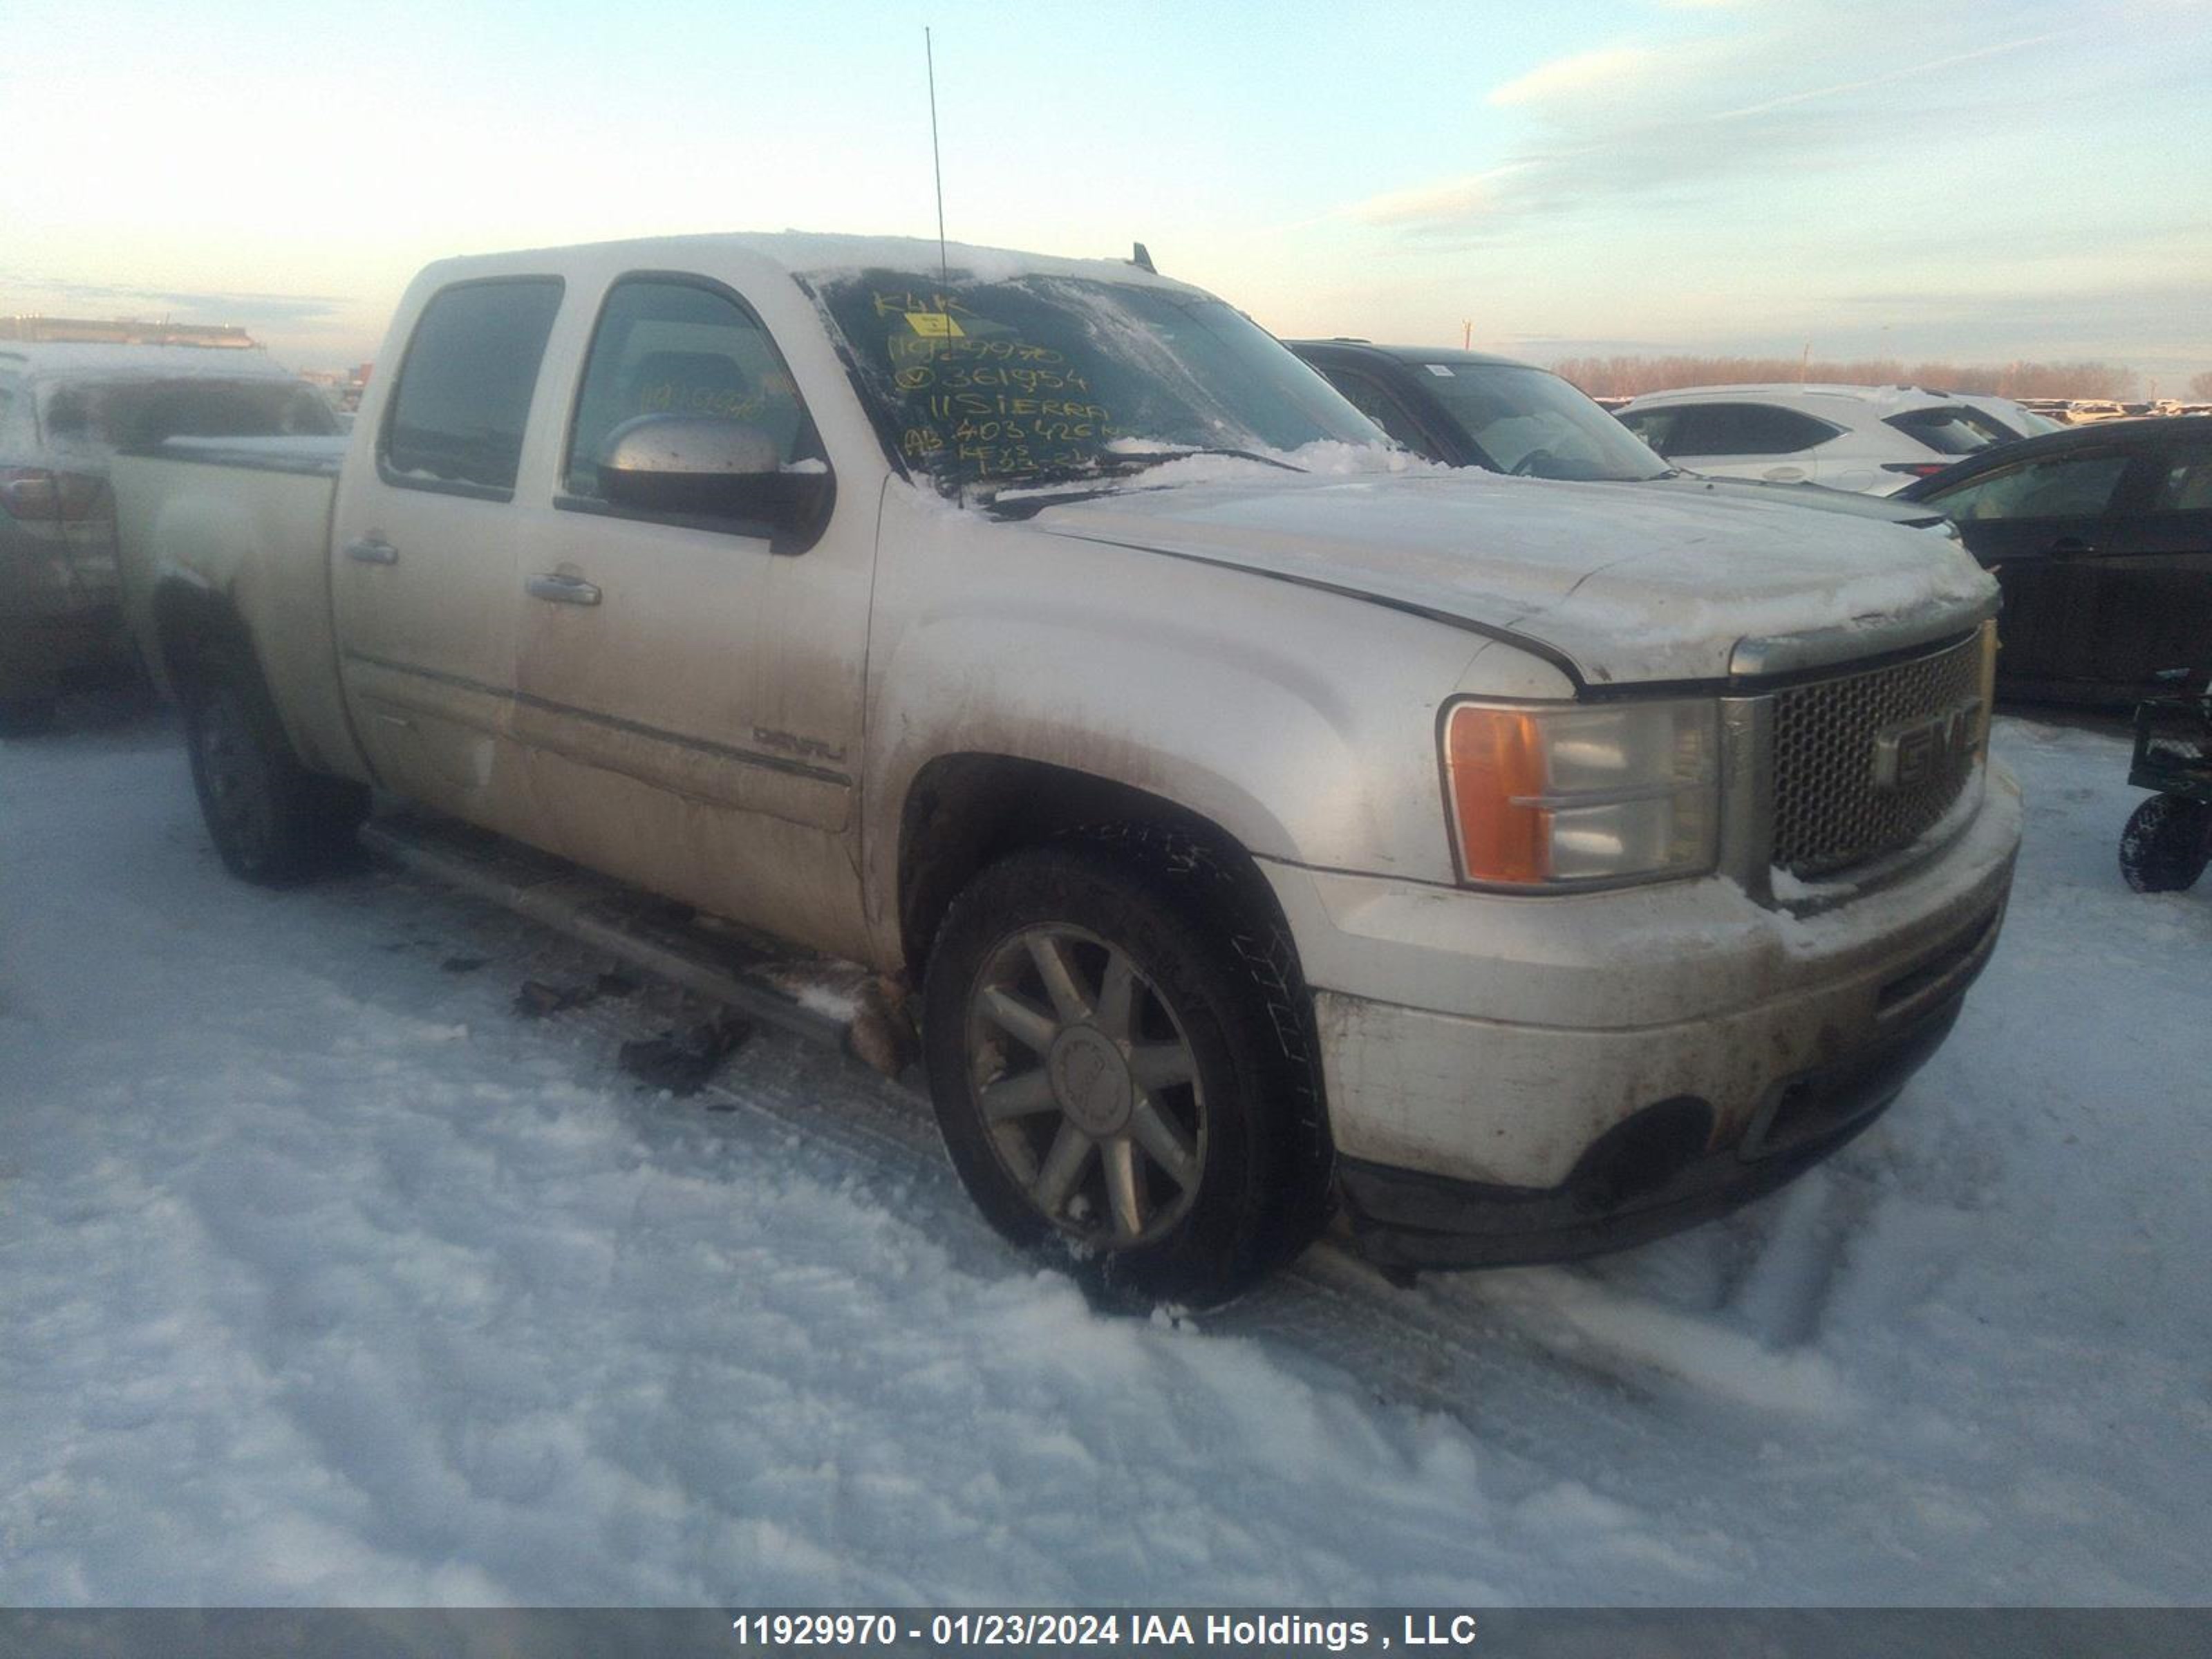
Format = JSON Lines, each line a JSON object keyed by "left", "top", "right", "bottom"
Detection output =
{"left": 429, "top": 229, "right": 1197, "bottom": 293}
{"left": 0, "top": 341, "right": 297, "bottom": 384}
{"left": 1622, "top": 382, "right": 1961, "bottom": 409}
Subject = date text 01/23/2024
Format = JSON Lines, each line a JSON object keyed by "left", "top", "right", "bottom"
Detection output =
{"left": 727, "top": 1611, "right": 1483, "bottom": 1649}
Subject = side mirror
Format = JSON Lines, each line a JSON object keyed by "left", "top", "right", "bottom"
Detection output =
{"left": 596, "top": 414, "right": 831, "bottom": 534}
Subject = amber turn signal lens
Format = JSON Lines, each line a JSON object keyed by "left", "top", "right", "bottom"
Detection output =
{"left": 1443, "top": 705, "right": 1550, "bottom": 884}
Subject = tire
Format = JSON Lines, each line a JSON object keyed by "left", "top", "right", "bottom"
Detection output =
{"left": 2119, "top": 794, "right": 2212, "bottom": 894}
{"left": 922, "top": 830, "right": 1329, "bottom": 1307}
{"left": 182, "top": 646, "right": 369, "bottom": 885}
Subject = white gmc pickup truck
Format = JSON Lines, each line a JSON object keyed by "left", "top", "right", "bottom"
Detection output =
{"left": 114, "top": 233, "right": 2020, "bottom": 1302}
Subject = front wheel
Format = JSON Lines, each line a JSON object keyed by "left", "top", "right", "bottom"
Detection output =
{"left": 182, "top": 648, "right": 368, "bottom": 884}
{"left": 2119, "top": 793, "right": 2212, "bottom": 893}
{"left": 922, "top": 838, "right": 1325, "bottom": 1306}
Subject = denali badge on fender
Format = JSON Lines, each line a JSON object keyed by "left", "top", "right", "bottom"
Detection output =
{"left": 1873, "top": 697, "right": 1984, "bottom": 790}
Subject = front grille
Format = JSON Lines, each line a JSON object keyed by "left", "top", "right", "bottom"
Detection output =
{"left": 1770, "top": 634, "right": 1983, "bottom": 878}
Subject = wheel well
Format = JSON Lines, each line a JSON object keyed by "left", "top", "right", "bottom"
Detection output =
{"left": 151, "top": 581, "right": 256, "bottom": 699}
{"left": 897, "top": 754, "right": 1272, "bottom": 981}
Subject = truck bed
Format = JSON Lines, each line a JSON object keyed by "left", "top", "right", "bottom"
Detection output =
{"left": 112, "top": 437, "right": 366, "bottom": 782}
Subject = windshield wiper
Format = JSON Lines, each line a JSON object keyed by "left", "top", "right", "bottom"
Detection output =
{"left": 1103, "top": 444, "right": 1306, "bottom": 474}
{"left": 971, "top": 445, "right": 1306, "bottom": 502}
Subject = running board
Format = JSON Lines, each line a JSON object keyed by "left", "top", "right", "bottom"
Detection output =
{"left": 359, "top": 810, "right": 912, "bottom": 1072}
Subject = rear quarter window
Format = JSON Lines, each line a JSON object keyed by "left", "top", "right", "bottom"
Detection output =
{"left": 382, "top": 278, "right": 564, "bottom": 496}
{"left": 1886, "top": 406, "right": 2012, "bottom": 456}
{"left": 2151, "top": 442, "right": 2212, "bottom": 513}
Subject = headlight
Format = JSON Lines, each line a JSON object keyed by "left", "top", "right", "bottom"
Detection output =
{"left": 1441, "top": 697, "right": 1719, "bottom": 888}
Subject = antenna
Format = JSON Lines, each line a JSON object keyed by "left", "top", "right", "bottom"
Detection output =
{"left": 926, "top": 27, "right": 949, "bottom": 294}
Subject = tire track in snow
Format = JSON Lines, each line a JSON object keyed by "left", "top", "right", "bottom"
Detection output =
{"left": 319, "top": 859, "right": 1828, "bottom": 1512}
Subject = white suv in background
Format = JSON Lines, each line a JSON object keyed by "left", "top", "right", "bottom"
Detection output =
{"left": 1615, "top": 384, "right": 2026, "bottom": 495}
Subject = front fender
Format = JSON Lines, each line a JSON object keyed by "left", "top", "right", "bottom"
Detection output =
{"left": 858, "top": 486, "right": 1562, "bottom": 944}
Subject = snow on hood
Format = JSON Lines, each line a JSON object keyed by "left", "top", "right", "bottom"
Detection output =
{"left": 1030, "top": 469, "right": 1995, "bottom": 686}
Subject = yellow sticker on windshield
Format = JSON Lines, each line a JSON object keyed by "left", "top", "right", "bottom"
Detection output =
{"left": 906, "top": 312, "right": 966, "bottom": 338}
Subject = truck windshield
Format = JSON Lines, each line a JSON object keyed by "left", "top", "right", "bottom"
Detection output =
{"left": 815, "top": 270, "right": 1385, "bottom": 491}
{"left": 1418, "top": 362, "right": 1671, "bottom": 482}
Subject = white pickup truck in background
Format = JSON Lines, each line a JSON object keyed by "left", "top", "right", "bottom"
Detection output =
{"left": 112, "top": 233, "right": 2020, "bottom": 1302}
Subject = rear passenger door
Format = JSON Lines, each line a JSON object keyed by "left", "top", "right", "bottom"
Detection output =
{"left": 332, "top": 275, "right": 564, "bottom": 823}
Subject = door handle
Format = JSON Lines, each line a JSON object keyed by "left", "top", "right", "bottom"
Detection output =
{"left": 1761, "top": 466, "right": 1808, "bottom": 482}
{"left": 344, "top": 537, "right": 397, "bottom": 565}
{"left": 2047, "top": 536, "right": 2097, "bottom": 557}
{"left": 527, "top": 572, "right": 602, "bottom": 606}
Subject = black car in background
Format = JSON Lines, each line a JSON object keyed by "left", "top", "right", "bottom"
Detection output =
{"left": 1897, "top": 416, "right": 2212, "bottom": 708}
{"left": 1285, "top": 340, "right": 1948, "bottom": 530}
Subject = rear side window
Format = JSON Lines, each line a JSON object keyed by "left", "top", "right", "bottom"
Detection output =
{"left": 1665, "top": 402, "right": 1841, "bottom": 457}
{"left": 2151, "top": 442, "right": 2212, "bottom": 512}
{"left": 1886, "top": 406, "right": 2012, "bottom": 456}
{"left": 382, "top": 278, "right": 563, "bottom": 496}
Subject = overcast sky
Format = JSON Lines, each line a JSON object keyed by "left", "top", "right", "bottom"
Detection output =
{"left": 6, "top": 0, "right": 2208, "bottom": 387}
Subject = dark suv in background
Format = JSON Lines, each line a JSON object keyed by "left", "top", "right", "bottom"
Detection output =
{"left": 1286, "top": 341, "right": 1946, "bottom": 530}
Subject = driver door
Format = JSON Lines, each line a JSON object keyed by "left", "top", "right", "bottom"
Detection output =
{"left": 506, "top": 274, "right": 877, "bottom": 959}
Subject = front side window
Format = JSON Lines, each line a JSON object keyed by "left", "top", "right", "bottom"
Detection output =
{"left": 814, "top": 268, "right": 1383, "bottom": 493}
{"left": 1419, "top": 363, "right": 1669, "bottom": 481}
{"left": 1313, "top": 365, "right": 1430, "bottom": 453}
{"left": 1922, "top": 449, "right": 2132, "bottom": 523}
{"left": 564, "top": 279, "right": 821, "bottom": 500}
{"left": 382, "top": 278, "right": 563, "bottom": 494}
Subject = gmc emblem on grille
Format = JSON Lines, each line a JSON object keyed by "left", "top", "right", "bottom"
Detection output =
{"left": 1872, "top": 697, "right": 1983, "bottom": 790}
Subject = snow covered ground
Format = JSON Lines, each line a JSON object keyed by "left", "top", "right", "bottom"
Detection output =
{"left": 2, "top": 709, "right": 2207, "bottom": 1606}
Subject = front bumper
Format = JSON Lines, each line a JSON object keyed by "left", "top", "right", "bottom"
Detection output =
{"left": 1259, "top": 764, "right": 2021, "bottom": 1266}
{"left": 1335, "top": 975, "right": 1971, "bottom": 1268}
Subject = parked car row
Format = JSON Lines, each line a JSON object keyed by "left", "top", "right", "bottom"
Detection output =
{"left": 1611, "top": 382, "right": 2050, "bottom": 494}
{"left": 1285, "top": 341, "right": 1951, "bottom": 529}
{"left": 0, "top": 340, "right": 336, "bottom": 729}
{"left": 1283, "top": 346, "right": 2209, "bottom": 711}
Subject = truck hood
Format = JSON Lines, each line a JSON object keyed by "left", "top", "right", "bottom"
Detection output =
{"left": 1029, "top": 470, "right": 1994, "bottom": 686}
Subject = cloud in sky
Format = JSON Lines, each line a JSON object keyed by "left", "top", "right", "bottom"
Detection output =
{"left": 1276, "top": 0, "right": 2211, "bottom": 373}
{"left": 0, "top": 274, "right": 348, "bottom": 323}
{"left": 1352, "top": 10, "right": 2088, "bottom": 238}
{"left": 1485, "top": 45, "right": 1660, "bottom": 108}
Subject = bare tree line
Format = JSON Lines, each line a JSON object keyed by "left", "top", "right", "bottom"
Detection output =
{"left": 1549, "top": 355, "right": 2142, "bottom": 400}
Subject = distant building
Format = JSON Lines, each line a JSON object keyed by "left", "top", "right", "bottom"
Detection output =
{"left": 0, "top": 315, "right": 261, "bottom": 349}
